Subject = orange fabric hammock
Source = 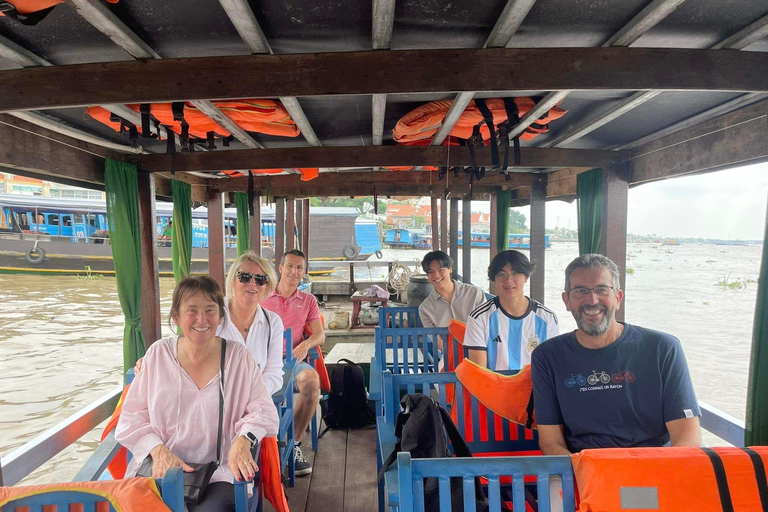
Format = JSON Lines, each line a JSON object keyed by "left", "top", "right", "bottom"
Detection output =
{"left": 393, "top": 98, "right": 567, "bottom": 144}
{"left": 86, "top": 100, "right": 300, "bottom": 140}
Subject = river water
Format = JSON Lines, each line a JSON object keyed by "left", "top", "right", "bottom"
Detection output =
{"left": 0, "top": 242, "right": 763, "bottom": 483}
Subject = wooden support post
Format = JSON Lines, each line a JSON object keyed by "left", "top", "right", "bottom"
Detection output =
{"left": 302, "top": 199, "right": 310, "bottom": 257}
{"left": 450, "top": 198, "right": 459, "bottom": 280}
{"left": 138, "top": 172, "right": 161, "bottom": 346}
{"left": 600, "top": 165, "right": 630, "bottom": 322}
{"left": 275, "top": 198, "right": 286, "bottom": 275}
{"left": 530, "top": 177, "right": 547, "bottom": 304}
{"left": 489, "top": 193, "right": 498, "bottom": 295}
{"left": 286, "top": 198, "right": 296, "bottom": 251}
{"left": 431, "top": 196, "right": 439, "bottom": 250}
{"left": 295, "top": 199, "right": 304, "bottom": 252}
{"left": 440, "top": 197, "right": 448, "bottom": 253}
{"left": 207, "top": 190, "right": 226, "bottom": 292}
{"left": 462, "top": 197, "right": 471, "bottom": 284}
{"left": 249, "top": 194, "right": 261, "bottom": 257}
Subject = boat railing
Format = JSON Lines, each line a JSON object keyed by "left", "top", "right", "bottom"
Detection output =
{"left": 0, "top": 387, "right": 746, "bottom": 486}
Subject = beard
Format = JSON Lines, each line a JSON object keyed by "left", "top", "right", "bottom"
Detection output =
{"left": 574, "top": 303, "right": 615, "bottom": 336}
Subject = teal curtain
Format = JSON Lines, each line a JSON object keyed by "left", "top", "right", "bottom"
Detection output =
{"left": 171, "top": 179, "right": 192, "bottom": 283}
{"left": 496, "top": 190, "right": 511, "bottom": 253}
{"left": 104, "top": 159, "right": 147, "bottom": 374}
{"left": 745, "top": 200, "right": 768, "bottom": 445}
{"left": 577, "top": 168, "right": 603, "bottom": 255}
{"left": 235, "top": 192, "right": 250, "bottom": 257}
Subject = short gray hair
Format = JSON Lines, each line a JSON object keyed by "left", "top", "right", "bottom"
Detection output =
{"left": 564, "top": 254, "right": 621, "bottom": 291}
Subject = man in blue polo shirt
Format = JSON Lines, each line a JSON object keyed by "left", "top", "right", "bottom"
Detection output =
{"left": 531, "top": 253, "right": 701, "bottom": 454}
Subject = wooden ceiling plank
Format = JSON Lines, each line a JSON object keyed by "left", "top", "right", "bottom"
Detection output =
{"left": 133, "top": 145, "right": 624, "bottom": 172}
{"left": 602, "top": 0, "right": 687, "bottom": 47}
{"left": 713, "top": 13, "right": 768, "bottom": 50}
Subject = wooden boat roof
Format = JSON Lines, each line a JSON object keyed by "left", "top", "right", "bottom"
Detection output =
{"left": 2, "top": 0, "right": 768, "bottom": 201}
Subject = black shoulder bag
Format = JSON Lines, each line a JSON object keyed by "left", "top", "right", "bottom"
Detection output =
{"left": 137, "top": 339, "right": 227, "bottom": 505}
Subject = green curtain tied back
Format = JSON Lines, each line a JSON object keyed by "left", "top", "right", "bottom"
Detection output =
{"left": 104, "top": 159, "right": 147, "bottom": 374}
{"left": 495, "top": 190, "right": 511, "bottom": 253}
{"left": 577, "top": 168, "right": 603, "bottom": 255}
{"left": 745, "top": 199, "right": 768, "bottom": 445}
{"left": 171, "top": 179, "right": 192, "bottom": 283}
{"left": 235, "top": 192, "right": 250, "bottom": 257}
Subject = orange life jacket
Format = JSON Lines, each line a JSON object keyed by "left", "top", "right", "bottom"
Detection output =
{"left": 571, "top": 446, "right": 768, "bottom": 512}
{"left": 0, "top": 474, "right": 167, "bottom": 512}
{"left": 86, "top": 100, "right": 300, "bottom": 141}
{"left": 393, "top": 98, "right": 567, "bottom": 144}
{"left": 222, "top": 168, "right": 320, "bottom": 182}
{"left": 304, "top": 316, "right": 331, "bottom": 393}
{"left": 101, "top": 385, "right": 289, "bottom": 512}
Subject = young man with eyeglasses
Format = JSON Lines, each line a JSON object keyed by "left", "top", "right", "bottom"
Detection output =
{"left": 464, "top": 250, "right": 559, "bottom": 371}
{"left": 418, "top": 251, "right": 486, "bottom": 331}
{"left": 531, "top": 253, "right": 701, "bottom": 456}
{"left": 261, "top": 249, "right": 323, "bottom": 476}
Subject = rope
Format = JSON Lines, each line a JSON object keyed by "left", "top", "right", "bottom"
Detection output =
{"left": 387, "top": 261, "right": 413, "bottom": 293}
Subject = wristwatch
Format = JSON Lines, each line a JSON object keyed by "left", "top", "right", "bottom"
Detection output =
{"left": 245, "top": 431, "right": 258, "bottom": 446}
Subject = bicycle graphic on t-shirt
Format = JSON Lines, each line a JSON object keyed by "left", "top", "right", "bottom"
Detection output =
{"left": 564, "top": 373, "right": 587, "bottom": 388}
{"left": 612, "top": 369, "right": 636, "bottom": 383}
{"left": 587, "top": 370, "right": 611, "bottom": 385}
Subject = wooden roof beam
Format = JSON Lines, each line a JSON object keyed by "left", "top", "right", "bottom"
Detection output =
{"left": 4, "top": 48, "right": 768, "bottom": 112}
{"left": 713, "top": 13, "right": 768, "bottom": 50}
{"left": 371, "top": 0, "right": 396, "bottom": 167}
{"left": 133, "top": 145, "right": 624, "bottom": 172}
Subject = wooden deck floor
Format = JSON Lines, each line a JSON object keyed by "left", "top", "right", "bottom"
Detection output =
{"left": 265, "top": 425, "right": 379, "bottom": 512}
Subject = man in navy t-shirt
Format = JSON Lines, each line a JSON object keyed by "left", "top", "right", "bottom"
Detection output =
{"left": 531, "top": 253, "right": 701, "bottom": 454}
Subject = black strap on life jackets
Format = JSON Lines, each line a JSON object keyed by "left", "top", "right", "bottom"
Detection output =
{"left": 702, "top": 447, "right": 735, "bottom": 512}
{"left": 139, "top": 104, "right": 151, "bottom": 138}
{"left": 525, "top": 391, "right": 535, "bottom": 429}
{"left": 742, "top": 447, "right": 768, "bottom": 510}
{"left": 222, "top": 135, "right": 234, "bottom": 147}
{"left": 498, "top": 98, "right": 521, "bottom": 181}
{"left": 438, "top": 167, "right": 447, "bottom": 181}
{"left": 474, "top": 99, "right": 499, "bottom": 170}
{"left": 171, "top": 102, "right": 189, "bottom": 149}
{"left": 206, "top": 131, "right": 216, "bottom": 150}
{"left": 247, "top": 171, "right": 255, "bottom": 217}
{"left": 0, "top": 2, "right": 57, "bottom": 26}
{"left": 127, "top": 125, "right": 138, "bottom": 147}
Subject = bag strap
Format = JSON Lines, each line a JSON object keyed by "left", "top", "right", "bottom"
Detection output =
{"left": 437, "top": 404, "right": 472, "bottom": 458}
{"left": 337, "top": 358, "right": 359, "bottom": 366}
{"left": 702, "top": 447, "right": 734, "bottom": 512}
{"left": 525, "top": 390, "right": 535, "bottom": 429}
{"left": 741, "top": 447, "right": 768, "bottom": 510}
{"left": 216, "top": 339, "right": 227, "bottom": 463}
{"left": 263, "top": 308, "right": 271, "bottom": 352}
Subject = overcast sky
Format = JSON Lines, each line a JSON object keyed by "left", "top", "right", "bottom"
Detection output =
{"left": 488, "top": 163, "right": 768, "bottom": 240}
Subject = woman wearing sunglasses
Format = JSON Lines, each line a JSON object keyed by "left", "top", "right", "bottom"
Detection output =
{"left": 218, "top": 251, "right": 285, "bottom": 396}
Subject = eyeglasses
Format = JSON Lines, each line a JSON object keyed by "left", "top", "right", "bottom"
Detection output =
{"left": 567, "top": 286, "right": 614, "bottom": 297}
{"left": 495, "top": 271, "right": 525, "bottom": 281}
{"left": 237, "top": 271, "right": 269, "bottom": 286}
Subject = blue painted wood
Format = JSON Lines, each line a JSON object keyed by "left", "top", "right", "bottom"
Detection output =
{"left": 275, "top": 328, "right": 296, "bottom": 487}
{"left": 3, "top": 467, "right": 185, "bottom": 512}
{"left": 379, "top": 307, "right": 420, "bottom": 329}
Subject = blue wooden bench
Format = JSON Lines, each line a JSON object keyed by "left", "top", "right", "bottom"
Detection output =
{"left": 377, "top": 370, "right": 546, "bottom": 512}
{"left": 370, "top": 325, "right": 450, "bottom": 418}
{"left": 379, "top": 307, "right": 420, "bottom": 329}
{"left": 3, "top": 466, "right": 185, "bottom": 512}
{"left": 396, "top": 452, "right": 575, "bottom": 512}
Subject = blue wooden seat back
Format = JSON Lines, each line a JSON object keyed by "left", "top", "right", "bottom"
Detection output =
{"left": 378, "top": 307, "right": 420, "bottom": 329}
{"left": 396, "top": 452, "right": 576, "bottom": 512}
{"left": 384, "top": 371, "right": 540, "bottom": 454}
{"left": 375, "top": 326, "right": 446, "bottom": 375}
{"left": 5, "top": 467, "right": 185, "bottom": 512}
{"left": 274, "top": 328, "right": 296, "bottom": 488}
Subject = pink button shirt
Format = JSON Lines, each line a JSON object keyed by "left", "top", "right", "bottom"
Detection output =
{"left": 115, "top": 336, "right": 279, "bottom": 485}
{"left": 261, "top": 288, "right": 320, "bottom": 349}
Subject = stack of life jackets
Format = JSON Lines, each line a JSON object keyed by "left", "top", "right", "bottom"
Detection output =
{"left": 0, "top": 0, "right": 117, "bottom": 26}
{"left": 386, "top": 97, "right": 567, "bottom": 174}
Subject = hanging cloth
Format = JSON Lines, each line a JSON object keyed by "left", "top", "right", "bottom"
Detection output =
{"left": 171, "top": 179, "right": 192, "bottom": 283}
{"left": 576, "top": 168, "right": 603, "bottom": 255}
{"left": 235, "top": 192, "right": 250, "bottom": 257}
{"left": 746, "top": 198, "right": 768, "bottom": 445}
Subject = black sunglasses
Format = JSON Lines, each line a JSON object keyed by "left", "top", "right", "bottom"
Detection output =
{"left": 237, "top": 271, "right": 269, "bottom": 286}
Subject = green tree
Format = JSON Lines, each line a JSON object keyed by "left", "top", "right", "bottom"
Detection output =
{"left": 508, "top": 209, "right": 528, "bottom": 233}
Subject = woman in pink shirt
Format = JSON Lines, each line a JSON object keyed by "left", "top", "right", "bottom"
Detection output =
{"left": 116, "top": 276, "right": 279, "bottom": 512}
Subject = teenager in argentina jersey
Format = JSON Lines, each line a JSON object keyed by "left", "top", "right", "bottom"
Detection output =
{"left": 464, "top": 250, "right": 559, "bottom": 371}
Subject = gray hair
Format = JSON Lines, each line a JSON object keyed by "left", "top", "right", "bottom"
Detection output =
{"left": 226, "top": 250, "right": 278, "bottom": 297}
{"left": 564, "top": 253, "right": 621, "bottom": 291}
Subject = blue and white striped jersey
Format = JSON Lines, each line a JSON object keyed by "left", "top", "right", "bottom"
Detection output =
{"left": 464, "top": 296, "right": 559, "bottom": 371}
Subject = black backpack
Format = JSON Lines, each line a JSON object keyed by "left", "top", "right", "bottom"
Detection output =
{"left": 377, "top": 393, "right": 509, "bottom": 512}
{"left": 319, "top": 359, "right": 375, "bottom": 432}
